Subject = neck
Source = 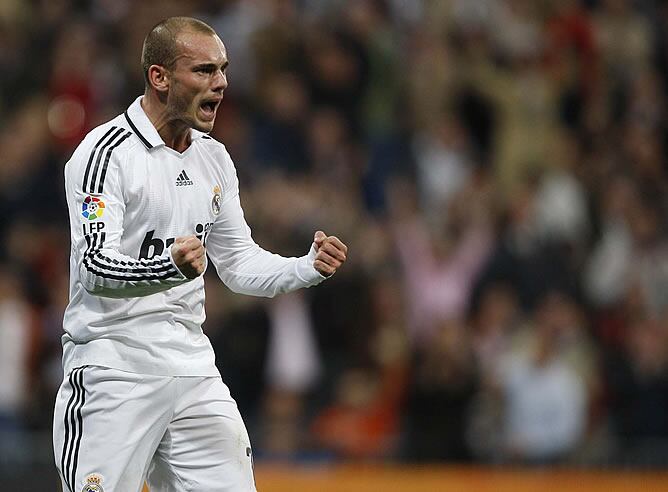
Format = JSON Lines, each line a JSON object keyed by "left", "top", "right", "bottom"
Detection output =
{"left": 141, "top": 91, "right": 191, "bottom": 152}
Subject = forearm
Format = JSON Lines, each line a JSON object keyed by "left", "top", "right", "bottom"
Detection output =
{"left": 80, "top": 235, "right": 190, "bottom": 298}
{"left": 206, "top": 190, "right": 326, "bottom": 297}
{"left": 214, "top": 243, "right": 324, "bottom": 298}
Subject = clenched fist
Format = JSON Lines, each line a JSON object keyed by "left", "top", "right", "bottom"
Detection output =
{"left": 171, "top": 236, "right": 206, "bottom": 279}
{"left": 313, "top": 230, "right": 348, "bottom": 277}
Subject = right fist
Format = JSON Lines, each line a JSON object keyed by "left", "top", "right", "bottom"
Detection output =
{"left": 171, "top": 236, "right": 206, "bottom": 279}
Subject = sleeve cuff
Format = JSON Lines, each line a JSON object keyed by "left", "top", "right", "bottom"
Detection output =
{"left": 295, "top": 243, "right": 328, "bottom": 286}
{"left": 168, "top": 244, "right": 189, "bottom": 281}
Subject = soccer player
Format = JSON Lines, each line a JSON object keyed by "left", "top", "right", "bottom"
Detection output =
{"left": 53, "top": 16, "right": 347, "bottom": 492}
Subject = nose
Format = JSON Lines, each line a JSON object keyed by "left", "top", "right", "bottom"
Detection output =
{"left": 212, "top": 69, "right": 227, "bottom": 92}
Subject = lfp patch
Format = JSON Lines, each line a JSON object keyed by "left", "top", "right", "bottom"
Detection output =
{"left": 82, "top": 195, "right": 105, "bottom": 220}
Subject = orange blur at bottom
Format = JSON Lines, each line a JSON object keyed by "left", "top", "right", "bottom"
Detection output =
{"left": 142, "top": 466, "right": 668, "bottom": 492}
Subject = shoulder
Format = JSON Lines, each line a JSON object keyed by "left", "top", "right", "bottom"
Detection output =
{"left": 65, "top": 114, "right": 140, "bottom": 192}
{"left": 196, "top": 133, "right": 227, "bottom": 152}
{"left": 69, "top": 114, "right": 139, "bottom": 164}
{"left": 195, "top": 133, "right": 235, "bottom": 167}
{"left": 194, "top": 134, "right": 240, "bottom": 192}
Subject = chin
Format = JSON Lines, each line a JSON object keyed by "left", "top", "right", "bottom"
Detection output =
{"left": 193, "top": 119, "right": 215, "bottom": 133}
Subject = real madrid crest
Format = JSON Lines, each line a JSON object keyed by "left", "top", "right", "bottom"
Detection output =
{"left": 212, "top": 185, "right": 222, "bottom": 215}
{"left": 82, "top": 473, "right": 104, "bottom": 492}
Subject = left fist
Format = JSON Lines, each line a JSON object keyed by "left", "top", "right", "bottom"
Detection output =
{"left": 313, "top": 230, "right": 348, "bottom": 277}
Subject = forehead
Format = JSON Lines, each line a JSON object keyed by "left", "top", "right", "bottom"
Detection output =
{"left": 174, "top": 30, "right": 227, "bottom": 65}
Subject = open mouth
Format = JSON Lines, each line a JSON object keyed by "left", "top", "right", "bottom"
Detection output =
{"left": 199, "top": 100, "right": 220, "bottom": 119}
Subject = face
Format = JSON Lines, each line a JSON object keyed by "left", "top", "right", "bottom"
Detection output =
{"left": 165, "top": 30, "right": 229, "bottom": 132}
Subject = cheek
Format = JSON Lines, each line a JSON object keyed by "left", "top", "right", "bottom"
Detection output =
{"left": 170, "top": 84, "right": 198, "bottom": 112}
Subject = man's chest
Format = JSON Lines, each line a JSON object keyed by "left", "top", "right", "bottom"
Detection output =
{"left": 122, "top": 151, "right": 224, "bottom": 258}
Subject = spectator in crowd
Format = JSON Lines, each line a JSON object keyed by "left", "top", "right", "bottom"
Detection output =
{"left": 498, "top": 290, "right": 591, "bottom": 464}
{"left": 0, "top": 268, "right": 35, "bottom": 429}
{"left": 498, "top": 318, "right": 587, "bottom": 464}
{"left": 606, "top": 316, "right": 668, "bottom": 466}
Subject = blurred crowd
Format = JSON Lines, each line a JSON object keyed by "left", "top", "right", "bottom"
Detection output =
{"left": 1, "top": 0, "right": 668, "bottom": 471}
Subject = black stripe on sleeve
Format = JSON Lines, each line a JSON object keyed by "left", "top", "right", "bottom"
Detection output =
{"left": 82, "top": 126, "right": 117, "bottom": 191}
{"left": 89, "top": 256, "right": 174, "bottom": 275}
{"left": 96, "top": 130, "right": 132, "bottom": 193}
{"left": 84, "top": 259, "right": 178, "bottom": 281}
{"left": 124, "top": 110, "right": 153, "bottom": 149}
{"left": 83, "top": 232, "right": 170, "bottom": 268}
{"left": 99, "top": 254, "right": 172, "bottom": 268}
{"left": 84, "top": 257, "right": 177, "bottom": 280}
{"left": 88, "top": 231, "right": 98, "bottom": 254}
{"left": 88, "top": 127, "right": 124, "bottom": 194}
{"left": 97, "top": 253, "right": 172, "bottom": 270}
{"left": 91, "top": 232, "right": 173, "bottom": 272}
{"left": 82, "top": 232, "right": 179, "bottom": 281}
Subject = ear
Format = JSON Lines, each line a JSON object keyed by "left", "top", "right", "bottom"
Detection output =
{"left": 147, "top": 64, "right": 170, "bottom": 93}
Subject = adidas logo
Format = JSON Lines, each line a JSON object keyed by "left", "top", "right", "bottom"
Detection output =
{"left": 176, "top": 170, "right": 193, "bottom": 186}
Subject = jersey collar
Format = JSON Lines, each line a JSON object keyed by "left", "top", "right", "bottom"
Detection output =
{"left": 124, "top": 96, "right": 207, "bottom": 150}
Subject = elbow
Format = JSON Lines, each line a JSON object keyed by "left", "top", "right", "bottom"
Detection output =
{"left": 263, "top": 288, "right": 280, "bottom": 299}
{"left": 226, "top": 282, "right": 278, "bottom": 298}
{"left": 80, "top": 264, "right": 121, "bottom": 298}
{"left": 81, "top": 271, "right": 105, "bottom": 296}
{"left": 221, "top": 273, "right": 280, "bottom": 298}
{"left": 83, "top": 281, "right": 101, "bottom": 296}
{"left": 82, "top": 278, "right": 120, "bottom": 298}
{"left": 83, "top": 280, "right": 137, "bottom": 299}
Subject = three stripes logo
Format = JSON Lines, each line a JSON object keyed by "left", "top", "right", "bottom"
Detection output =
{"left": 176, "top": 170, "right": 193, "bottom": 186}
{"left": 61, "top": 367, "right": 86, "bottom": 492}
{"left": 82, "top": 126, "right": 132, "bottom": 194}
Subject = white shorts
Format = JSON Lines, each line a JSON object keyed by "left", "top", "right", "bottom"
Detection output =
{"left": 52, "top": 366, "right": 257, "bottom": 492}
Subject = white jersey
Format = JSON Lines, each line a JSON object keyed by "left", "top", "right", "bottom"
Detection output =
{"left": 62, "top": 96, "right": 325, "bottom": 376}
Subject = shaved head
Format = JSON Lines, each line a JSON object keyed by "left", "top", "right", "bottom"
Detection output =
{"left": 141, "top": 17, "right": 217, "bottom": 86}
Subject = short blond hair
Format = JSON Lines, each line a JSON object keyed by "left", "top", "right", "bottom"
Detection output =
{"left": 141, "top": 16, "right": 217, "bottom": 86}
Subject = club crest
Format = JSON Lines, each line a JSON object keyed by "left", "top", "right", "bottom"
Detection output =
{"left": 82, "top": 473, "right": 104, "bottom": 492}
{"left": 212, "top": 185, "right": 222, "bottom": 215}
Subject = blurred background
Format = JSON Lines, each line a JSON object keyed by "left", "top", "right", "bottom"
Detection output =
{"left": 1, "top": 0, "right": 668, "bottom": 490}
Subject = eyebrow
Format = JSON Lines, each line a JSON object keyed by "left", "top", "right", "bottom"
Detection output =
{"left": 193, "top": 60, "right": 229, "bottom": 71}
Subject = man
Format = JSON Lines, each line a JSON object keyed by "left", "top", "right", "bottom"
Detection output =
{"left": 53, "top": 16, "right": 347, "bottom": 492}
